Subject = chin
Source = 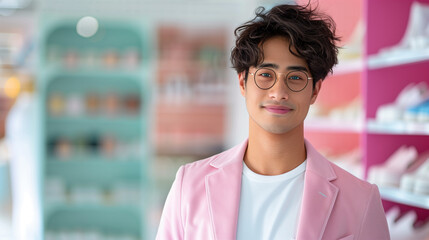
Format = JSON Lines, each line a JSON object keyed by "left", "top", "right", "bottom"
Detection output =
{"left": 262, "top": 125, "right": 295, "bottom": 135}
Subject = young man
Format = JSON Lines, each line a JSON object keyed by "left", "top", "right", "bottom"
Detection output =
{"left": 156, "top": 4, "right": 390, "bottom": 240}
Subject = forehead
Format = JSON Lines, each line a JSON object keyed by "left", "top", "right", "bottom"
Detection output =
{"left": 259, "top": 36, "right": 308, "bottom": 69}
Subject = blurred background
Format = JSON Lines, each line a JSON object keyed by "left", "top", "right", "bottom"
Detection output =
{"left": 1, "top": 0, "right": 429, "bottom": 239}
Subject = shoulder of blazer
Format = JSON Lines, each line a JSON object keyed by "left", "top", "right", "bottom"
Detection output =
{"left": 177, "top": 139, "right": 248, "bottom": 182}
{"left": 329, "top": 160, "right": 374, "bottom": 194}
{"left": 182, "top": 139, "right": 248, "bottom": 171}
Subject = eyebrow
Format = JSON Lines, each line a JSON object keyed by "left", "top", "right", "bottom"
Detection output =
{"left": 257, "top": 63, "right": 309, "bottom": 72}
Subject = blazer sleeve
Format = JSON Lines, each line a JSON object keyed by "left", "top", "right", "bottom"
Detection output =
{"left": 156, "top": 166, "right": 185, "bottom": 240}
{"left": 357, "top": 184, "right": 391, "bottom": 240}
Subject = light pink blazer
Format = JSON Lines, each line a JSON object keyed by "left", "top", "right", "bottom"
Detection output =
{"left": 156, "top": 140, "right": 390, "bottom": 240}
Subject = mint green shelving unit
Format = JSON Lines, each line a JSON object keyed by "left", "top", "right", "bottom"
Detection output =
{"left": 38, "top": 17, "right": 153, "bottom": 239}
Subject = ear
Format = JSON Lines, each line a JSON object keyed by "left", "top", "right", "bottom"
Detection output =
{"left": 310, "top": 80, "right": 322, "bottom": 104}
{"left": 238, "top": 71, "right": 246, "bottom": 97}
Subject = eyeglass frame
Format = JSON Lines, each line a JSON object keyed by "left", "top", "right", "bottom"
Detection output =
{"left": 249, "top": 67, "right": 313, "bottom": 92}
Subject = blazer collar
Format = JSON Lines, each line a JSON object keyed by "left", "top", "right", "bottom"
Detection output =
{"left": 296, "top": 140, "right": 339, "bottom": 240}
{"left": 205, "top": 139, "right": 339, "bottom": 240}
{"left": 206, "top": 139, "right": 247, "bottom": 239}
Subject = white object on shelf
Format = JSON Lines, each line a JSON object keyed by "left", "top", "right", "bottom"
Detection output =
{"left": 368, "top": 50, "right": 429, "bottom": 69}
{"left": 368, "top": 1, "right": 429, "bottom": 69}
{"left": 305, "top": 117, "right": 363, "bottom": 133}
{"left": 379, "top": 187, "right": 429, "bottom": 210}
{"left": 367, "top": 119, "right": 429, "bottom": 135}
{"left": 385, "top": 206, "right": 429, "bottom": 240}
{"left": 333, "top": 58, "right": 363, "bottom": 75}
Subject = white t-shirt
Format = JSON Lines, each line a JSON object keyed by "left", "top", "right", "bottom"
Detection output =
{"left": 236, "top": 160, "right": 306, "bottom": 240}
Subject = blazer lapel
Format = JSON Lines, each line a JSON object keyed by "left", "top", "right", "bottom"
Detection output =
{"left": 205, "top": 140, "right": 247, "bottom": 240}
{"left": 296, "top": 140, "right": 339, "bottom": 240}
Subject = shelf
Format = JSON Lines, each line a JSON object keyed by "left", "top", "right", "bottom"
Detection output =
{"left": 47, "top": 116, "right": 141, "bottom": 126}
{"left": 333, "top": 58, "right": 363, "bottom": 75}
{"left": 305, "top": 117, "right": 363, "bottom": 133}
{"left": 368, "top": 49, "right": 429, "bottom": 69}
{"left": 46, "top": 116, "right": 143, "bottom": 137}
{"left": 44, "top": 203, "right": 142, "bottom": 235}
{"left": 45, "top": 160, "right": 143, "bottom": 183}
{"left": 367, "top": 119, "right": 429, "bottom": 135}
{"left": 379, "top": 187, "right": 429, "bottom": 210}
{"left": 44, "top": 65, "right": 143, "bottom": 79}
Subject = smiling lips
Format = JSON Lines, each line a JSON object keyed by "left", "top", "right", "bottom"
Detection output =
{"left": 263, "top": 105, "right": 292, "bottom": 114}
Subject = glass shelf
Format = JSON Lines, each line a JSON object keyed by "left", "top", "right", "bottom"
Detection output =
{"left": 333, "top": 58, "right": 363, "bottom": 75}
{"left": 305, "top": 117, "right": 363, "bottom": 133}
{"left": 368, "top": 50, "right": 429, "bottom": 69}
{"left": 379, "top": 187, "right": 429, "bottom": 210}
{"left": 367, "top": 119, "right": 429, "bottom": 135}
{"left": 47, "top": 116, "right": 141, "bottom": 126}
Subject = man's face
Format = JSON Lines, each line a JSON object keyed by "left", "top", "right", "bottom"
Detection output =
{"left": 239, "top": 36, "right": 321, "bottom": 135}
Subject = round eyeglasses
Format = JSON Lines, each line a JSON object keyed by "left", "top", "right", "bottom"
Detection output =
{"left": 249, "top": 68, "right": 312, "bottom": 92}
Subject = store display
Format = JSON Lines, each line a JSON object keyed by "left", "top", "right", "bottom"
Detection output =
{"left": 327, "top": 148, "right": 363, "bottom": 179}
{"left": 368, "top": 146, "right": 418, "bottom": 187}
{"left": 379, "top": 1, "right": 429, "bottom": 56}
{"left": 63, "top": 50, "right": 79, "bottom": 68}
{"left": 48, "top": 92, "right": 141, "bottom": 117}
{"left": 65, "top": 93, "right": 85, "bottom": 117}
{"left": 405, "top": 98, "right": 429, "bottom": 122}
{"left": 45, "top": 230, "right": 139, "bottom": 240}
{"left": 337, "top": 19, "right": 364, "bottom": 61}
{"left": 368, "top": 1, "right": 429, "bottom": 69}
{"left": 386, "top": 207, "right": 429, "bottom": 240}
{"left": 39, "top": 19, "right": 151, "bottom": 238}
{"left": 85, "top": 93, "right": 100, "bottom": 115}
{"left": 48, "top": 93, "right": 66, "bottom": 116}
{"left": 47, "top": 47, "right": 142, "bottom": 70}
{"left": 104, "top": 93, "right": 121, "bottom": 116}
{"left": 376, "top": 82, "right": 429, "bottom": 123}
{"left": 401, "top": 153, "right": 429, "bottom": 195}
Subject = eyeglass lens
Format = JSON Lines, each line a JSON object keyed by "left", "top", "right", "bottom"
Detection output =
{"left": 254, "top": 68, "right": 308, "bottom": 92}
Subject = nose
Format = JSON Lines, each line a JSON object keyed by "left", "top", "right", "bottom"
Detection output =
{"left": 268, "top": 75, "right": 289, "bottom": 100}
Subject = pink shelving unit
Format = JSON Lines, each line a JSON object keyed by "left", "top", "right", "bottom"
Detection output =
{"left": 364, "top": 0, "right": 429, "bottom": 223}
{"left": 304, "top": 0, "right": 429, "bottom": 226}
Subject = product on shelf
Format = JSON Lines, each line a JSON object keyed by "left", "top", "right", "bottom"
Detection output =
{"left": 45, "top": 230, "right": 139, "bottom": 240}
{"left": 48, "top": 93, "right": 66, "bottom": 116}
{"left": 66, "top": 93, "right": 85, "bottom": 117}
{"left": 103, "top": 50, "right": 120, "bottom": 68}
{"left": 100, "top": 135, "right": 117, "bottom": 158}
{"left": 103, "top": 92, "right": 121, "bottom": 116}
{"left": 376, "top": 1, "right": 429, "bottom": 58}
{"left": 368, "top": 145, "right": 418, "bottom": 187}
{"left": 63, "top": 50, "right": 79, "bottom": 68}
{"left": 385, "top": 206, "right": 429, "bottom": 240}
{"left": 376, "top": 82, "right": 429, "bottom": 123}
{"left": 404, "top": 98, "right": 429, "bottom": 122}
{"left": 124, "top": 94, "right": 140, "bottom": 115}
{"left": 85, "top": 92, "right": 101, "bottom": 115}
{"left": 81, "top": 50, "right": 98, "bottom": 67}
{"left": 401, "top": 152, "right": 429, "bottom": 195}
{"left": 307, "top": 97, "right": 363, "bottom": 124}
{"left": 327, "top": 148, "right": 363, "bottom": 179}
{"left": 337, "top": 19, "right": 364, "bottom": 61}
{"left": 122, "top": 48, "right": 141, "bottom": 69}
{"left": 55, "top": 137, "right": 73, "bottom": 160}
{"left": 49, "top": 134, "right": 141, "bottom": 160}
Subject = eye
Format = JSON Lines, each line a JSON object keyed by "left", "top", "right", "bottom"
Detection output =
{"left": 260, "top": 72, "right": 272, "bottom": 78}
{"left": 288, "top": 72, "right": 307, "bottom": 81}
{"left": 289, "top": 75, "right": 302, "bottom": 80}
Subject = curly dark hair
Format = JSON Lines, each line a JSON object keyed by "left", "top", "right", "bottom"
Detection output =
{"left": 230, "top": 4, "right": 340, "bottom": 85}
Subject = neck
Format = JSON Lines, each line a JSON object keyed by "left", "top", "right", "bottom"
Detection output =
{"left": 245, "top": 120, "right": 307, "bottom": 176}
